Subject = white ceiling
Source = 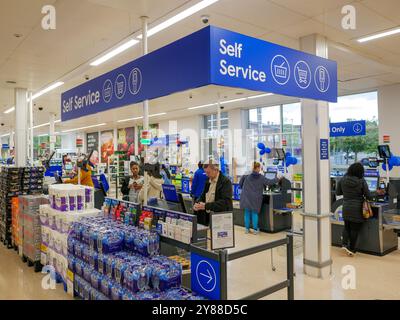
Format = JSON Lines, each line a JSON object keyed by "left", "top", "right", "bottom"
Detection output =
{"left": 1, "top": 0, "right": 400, "bottom": 136}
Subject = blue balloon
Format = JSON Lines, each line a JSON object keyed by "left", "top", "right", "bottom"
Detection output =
{"left": 257, "top": 143, "right": 266, "bottom": 150}
{"left": 394, "top": 156, "right": 400, "bottom": 166}
{"left": 383, "top": 163, "right": 394, "bottom": 171}
{"left": 259, "top": 150, "right": 266, "bottom": 156}
{"left": 265, "top": 147, "right": 271, "bottom": 154}
{"left": 285, "top": 152, "right": 292, "bottom": 158}
{"left": 389, "top": 157, "right": 396, "bottom": 166}
{"left": 291, "top": 157, "right": 298, "bottom": 165}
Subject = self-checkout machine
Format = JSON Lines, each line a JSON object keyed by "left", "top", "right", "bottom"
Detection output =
{"left": 60, "top": 26, "right": 337, "bottom": 297}
{"left": 331, "top": 145, "right": 400, "bottom": 255}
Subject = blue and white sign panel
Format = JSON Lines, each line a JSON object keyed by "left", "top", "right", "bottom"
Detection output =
{"left": 2, "top": 144, "right": 9, "bottom": 150}
{"left": 320, "top": 139, "right": 329, "bottom": 160}
{"left": 181, "top": 179, "right": 190, "bottom": 194}
{"left": 62, "top": 26, "right": 337, "bottom": 121}
{"left": 232, "top": 183, "right": 241, "bottom": 201}
{"left": 209, "top": 26, "right": 337, "bottom": 103}
{"left": 61, "top": 28, "right": 211, "bottom": 121}
{"left": 191, "top": 252, "right": 221, "bottom": 300}
{"left": 330, "top": 120, "right": 366, "bottom": 137}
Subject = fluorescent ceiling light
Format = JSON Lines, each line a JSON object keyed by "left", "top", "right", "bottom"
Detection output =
{"left": 117, "top": 112, "right": 167, "bottom": 123}
{"left": 357, "top": 27, "right": 400, "bottom": 43}
{"left": 4, "top": 106, "right": 15, "bottom": 114}
{"left": 90, "top": 39, "right": 139, "bottom": 66}
{"left": 1, "top": 133, "right": 10, "bottom": 137}
{"left": 32, "top": 119, "right": 61, "bottom": 130}
{"left": 30, "top": 82, "right": 64, "bottom": 101}
{"left": 221, "top": 97, "right": 247, "bottom": 104}
{"left": 138, "top": 0, "right": 219, "bottom": 39}
{"left": 188, "top": 103, "right": 216, "bottom": 110}
{"left": 188, "top": 93, "right": 274, "bottom": 110}
{"left": 62, "top": 123, "right": 106, "bottom": 133}
{"left": 248, "top": 93, "right": 274, "bottom": 99}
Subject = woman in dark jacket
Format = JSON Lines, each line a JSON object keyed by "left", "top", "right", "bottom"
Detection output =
{"left": 239, "top": 162, "right": 279, "bottom": 235}
{"left": 336, "top": 162, "right": 372, "bottom": 256}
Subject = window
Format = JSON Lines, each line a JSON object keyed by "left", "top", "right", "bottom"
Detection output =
{"left": 282, "top": 103, "right": 302, "bottom": 159}
{"left": 201, "top": 112, "right": 230, "bottom": 164}
{"left": 329, "top": 91, "right": 379, "bottom": 171}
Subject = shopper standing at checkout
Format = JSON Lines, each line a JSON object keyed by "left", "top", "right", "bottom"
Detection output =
{"left": 190, "top": 161, "right": 208, "bottom": 201}
{"left": 193, "top": 159, "right": 233, "bottom": 226}
{"left": 239, "top": 162, "right": 280, "bottom": 235}
{"left": 121, "top": 161, "right": 144, "bottom": 202}
{"left": 336, "top": 162, "right": 381, "bottom": 256}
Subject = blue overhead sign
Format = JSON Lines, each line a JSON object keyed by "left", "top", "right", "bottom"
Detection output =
{"left": 61, "top": 26, "right": 337, "bottom": 122}
{"left": 330, "top": 120, "right": 366, "bottom": 137}
{"left": 61, "top": 28, "right": 211, "bottom": 122}
{"left": 191, "top": 252, "right": 221, "bottom": 300}
{"left": 209, "top": 27, "right": 337, "bottom": 103}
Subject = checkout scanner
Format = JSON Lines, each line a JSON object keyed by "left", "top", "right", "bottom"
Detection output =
{"left": 234, "top": 173, "right": 293, "bottom": 233}
{"left": 331, "top": 145, "right": 400, "bottom": 255}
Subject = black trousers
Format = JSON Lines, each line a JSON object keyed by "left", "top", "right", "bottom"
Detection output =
{"left": 343, "top": 220, "right": 363, "bottom": 252}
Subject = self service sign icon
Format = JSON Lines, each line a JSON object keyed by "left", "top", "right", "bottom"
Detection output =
{"left": 330, "top": 120, "right": 366, "bottom": 137}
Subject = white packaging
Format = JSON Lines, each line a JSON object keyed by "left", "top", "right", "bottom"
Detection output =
{"left": 181, "top": 227, "right": 191, "bottom": 244}
{"left": 162, "top": 222, "right": 168, "bottom": 237}
{"left": 174, "top": 225, "right": 182, "bottom": 242}
{"left": 167, "top": 223, "right": 175, "bottom": 238}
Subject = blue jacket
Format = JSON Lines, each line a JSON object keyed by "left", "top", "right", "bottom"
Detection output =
{"left": 191, "top": 168, "right": 207, "bottom": 199}
{"left": 239, "top": 172, "right": 278, "bottom": 212}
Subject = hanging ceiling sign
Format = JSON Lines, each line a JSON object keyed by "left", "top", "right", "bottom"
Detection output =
{"left": 61, "top": 26, "right": 337, "bottom": 122}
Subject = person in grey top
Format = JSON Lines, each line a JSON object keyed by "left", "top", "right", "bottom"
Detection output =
{"left": 239, "top": 162, "right": 280, "bottom": 235}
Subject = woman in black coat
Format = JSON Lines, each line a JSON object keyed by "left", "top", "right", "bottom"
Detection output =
{"left": 336, "top": 162, "right": 372, "bottom": 256}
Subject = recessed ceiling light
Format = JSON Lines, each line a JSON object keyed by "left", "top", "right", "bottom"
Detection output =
{"left": 13, "top": 33, "right": 23, "bottom": 38}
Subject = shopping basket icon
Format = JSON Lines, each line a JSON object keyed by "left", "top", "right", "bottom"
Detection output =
{"left": 297, "top": 67, "right": 308, "bottom": 84}
{"left": 274, "top": 62, "right": 288, "bottom": 78}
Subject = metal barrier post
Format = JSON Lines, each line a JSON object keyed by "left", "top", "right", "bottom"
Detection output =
{"left": 219, "top": 249, "right": 228, "bottom": 300}
{"left": 287, "top": 234, "right": 294, "bottom": 300}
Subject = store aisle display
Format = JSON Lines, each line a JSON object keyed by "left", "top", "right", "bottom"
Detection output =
{"left": 0, "top": 167, "right": 44, "bottom": 249}
{"left": 40, "top": 184, "right": 101, "bottom": 288}
{"left": 68, "top": 215, "right": 205, "bottom": 300}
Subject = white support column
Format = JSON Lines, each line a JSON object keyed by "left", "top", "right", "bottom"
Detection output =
{"left": 9, "top": 129, "right": 14, "bottom": 158}
{"left": 49, "top": 112, "right": 56, "bottom": 153}
{"left": 300, "top": 34, "right": 332, "bottom": 279}
{"left": 15, "top": 88, "right": 28, "bottom": 167}
{"left": 29, "top": 92, "right": 34, "bottom": 163}
{"left": 141, "top": 16, "right": 149, "bottom": 205}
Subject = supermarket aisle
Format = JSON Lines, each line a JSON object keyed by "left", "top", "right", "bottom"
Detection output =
{"left": 0, "top": 244, "right": 71, "bottom": 300}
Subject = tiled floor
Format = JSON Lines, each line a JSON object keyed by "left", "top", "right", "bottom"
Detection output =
{"left": 1, "top": 212, "right": 400, "bottom": 300}
{"left": 0, "top": 245, "right": 72, "bottom": 300}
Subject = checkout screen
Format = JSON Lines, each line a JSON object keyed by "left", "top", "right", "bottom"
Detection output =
{"left": 365, "top": 177, "right": 378, "bottom": 192}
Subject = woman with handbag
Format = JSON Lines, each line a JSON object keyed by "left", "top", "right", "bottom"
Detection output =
{"left": 336, "top": 162, "right": 373, "bottom": 256}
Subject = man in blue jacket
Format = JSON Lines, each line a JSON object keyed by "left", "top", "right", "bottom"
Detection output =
{"left": 190, "top": 161, "right": 207, "bottom": 201}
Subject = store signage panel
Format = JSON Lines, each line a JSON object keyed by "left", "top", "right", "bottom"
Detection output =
{"left": 61, "top": 28, "right": 211, "bottom": 121}
{"left": 320, "top": 139, "right": 329, "bottom": 160}
{"left": 209, "top": 26, "right": 337, "bottom": 102}
{"left": 191, "top": 252, "right": 221, "bottom": 300}
{"left": 62, "top": 26, "right": 338, "bottom": 122}
{"left": 330, "top": 120, "right": 366, "bottom": 137}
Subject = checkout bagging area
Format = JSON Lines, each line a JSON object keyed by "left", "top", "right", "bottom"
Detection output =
{"left": 331, "top": 144, "right": 400, "bottom": 256}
